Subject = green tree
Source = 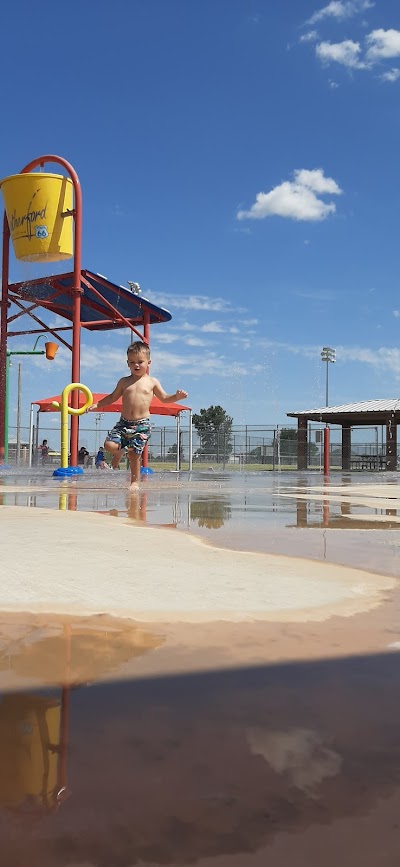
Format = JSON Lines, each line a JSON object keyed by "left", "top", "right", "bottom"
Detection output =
{"left": 278, "top": 428, "right": 318, "bottom": 459}
{"left": 278, "top": 427, "right": 297, "bottom": 457}
{"left": 192, "top": 405, "right": 233, "bottom": 461}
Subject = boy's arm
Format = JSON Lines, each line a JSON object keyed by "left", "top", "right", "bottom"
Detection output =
{"left": 89, "top": 378, "right": 125, "bottom": 411}
{"left": 152, "top": 378, "right": 188, "bottom": 403}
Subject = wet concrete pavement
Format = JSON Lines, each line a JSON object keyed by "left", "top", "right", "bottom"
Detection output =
{"left": 1, "top": 470, "right": 400, "bottom": 863}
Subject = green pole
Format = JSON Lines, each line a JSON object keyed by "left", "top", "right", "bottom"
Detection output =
{"left": 4, "top": 354, "right": 10, "bottom": 463}
{"left": 5, "top": 349, "right": 45, "bottom": 464}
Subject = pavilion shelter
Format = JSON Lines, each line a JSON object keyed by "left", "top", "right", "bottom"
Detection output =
{"left": 287, "top": 399, "right": 400, "bottom": 472}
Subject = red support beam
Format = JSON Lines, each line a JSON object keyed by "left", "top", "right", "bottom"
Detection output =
{"left": 0, "top": 214, "right": 10, "bottom": 463}
{"left": 0, "top": 155, "right": 83, "bottom": 466}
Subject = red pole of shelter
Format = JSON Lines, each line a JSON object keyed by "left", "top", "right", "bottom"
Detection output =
{"left": 0, "top": 155, "right": 82, "bottom": 467}
{"left": 323, "top": 426, "right": 330, "bottom": 476}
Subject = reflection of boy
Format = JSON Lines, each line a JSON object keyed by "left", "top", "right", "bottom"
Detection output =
{"left": 90, "top": 341, "right": 188, "bottom": 491}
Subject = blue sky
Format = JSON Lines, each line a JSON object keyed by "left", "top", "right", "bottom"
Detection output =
{"left": 3, "top": 0, "right": 400, "bottom": 436}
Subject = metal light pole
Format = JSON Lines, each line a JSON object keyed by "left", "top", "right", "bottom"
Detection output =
{"left": 320, "top": 346, "right": 336, "bottom": 476}
{"left": 321, "top": 346, "right": 336, "bottom": 407}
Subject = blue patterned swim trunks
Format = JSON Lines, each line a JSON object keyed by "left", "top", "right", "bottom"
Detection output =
{"left": 106, "top": 417, "right": 152, "bottom": 454}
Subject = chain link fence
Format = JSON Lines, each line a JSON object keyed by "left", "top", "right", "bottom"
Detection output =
{"left": 7, "top": 420, "right": 392, "bottom": 470}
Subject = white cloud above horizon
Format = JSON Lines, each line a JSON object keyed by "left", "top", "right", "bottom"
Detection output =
{"left": 307, "top": 0, "right": 374, "bottom": 25}
{"left": 316, "top": 39, "right": 365, "bottom": 68}
{"left": 258, "top": 337, "right": 400, "bottom": 379}
{"left": 365, "top": 29, "right": 400, "bottom": 61}
{"left": 144, "top": 290, "right": 243, "bottom": 313}
{"left": 237, "top": 168, "right": 342, "bottom": 222}
{"left": 381, "top": 67, "right": 400, "bottom": 82}
{"left": 310, "top": 26, "right": 400, "bottom": 77}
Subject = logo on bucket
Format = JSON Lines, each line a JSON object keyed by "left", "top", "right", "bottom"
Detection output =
{"left": 35, "top": 225, "right": 49, "bottom": 239}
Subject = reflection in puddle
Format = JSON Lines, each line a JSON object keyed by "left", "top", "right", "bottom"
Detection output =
{"left": 0, "top": 613, "right": 164, "bottom": 688}
{"left": 0, "top": 692, "right": 67, "bottom": 814}
{"left": 190, "top": 496, "right": 232, "bottom": 529}
{"left": 1, "top": 472, "right": 400, "bottom": 537}
{"left": 2, "top": 654, "right": 400, "bottom": 863}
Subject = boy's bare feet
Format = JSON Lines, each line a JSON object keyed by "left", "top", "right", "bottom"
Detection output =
{"left": 129, "top": 481, "right": 139, "bottom": 491}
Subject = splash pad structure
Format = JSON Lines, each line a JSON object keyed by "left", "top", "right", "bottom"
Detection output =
{"left": 0, "top": 155, "right": 172, "bottom": 470}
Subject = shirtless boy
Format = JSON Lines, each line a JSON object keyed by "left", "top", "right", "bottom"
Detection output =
{"left": 90, "top": 342, "right": 188, "bottom": 490}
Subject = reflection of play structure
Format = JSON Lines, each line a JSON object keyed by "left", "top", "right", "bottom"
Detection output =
{"left": 0, "top": 154, "right": 172, "bottom": 469}
{"left": 0, "top": 618, "right": 163, "bottom": 816}
{"left": 0, "top": 693, "right": 68, "bottom": 814}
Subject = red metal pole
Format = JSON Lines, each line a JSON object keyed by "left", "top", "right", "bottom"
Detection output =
{"left": 0, "top": 214, "right": 10, "bottom": 464}
{"left": 19, "top": 156, "right": 82, "bottom": 467}
{"left": 323, "top": 426, "right": 330, "bottom": 476}
{"left": 142, "top": 312, "right": 151, "bottom": 470}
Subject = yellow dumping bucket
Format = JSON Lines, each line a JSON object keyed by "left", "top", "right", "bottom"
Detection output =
{"left": 0, "top": 172, "right": 73, "bottom": 262}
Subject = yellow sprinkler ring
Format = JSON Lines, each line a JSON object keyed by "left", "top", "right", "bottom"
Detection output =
{"left": 52, "top": 383, "right": 93, "bottom": 477}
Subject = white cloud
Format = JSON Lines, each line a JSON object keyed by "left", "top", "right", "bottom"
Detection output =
{"left": 316, "top": 39, "right": 365, "bottom": 68}
{"left": 393, "top": 310, "right": 400, "bottom": 318}
{"left": 184, "top": 336, "right": 208, "bottom": 347}
{"left": 151, "top": 332, "right": 179, "bottom": 344}
{"left": 366, "top": 28, "right": 400, "bottom": 61}
{"left": 237, "top": 168, "right": 342, "bottom": 222}
{"left": 381, "top": 68, "right": 400, "bottom": 82}
{"left": 300, "top": 30, "right": 319, "bottom": 43}
{"left": 308, "top": 0, "right": 374, "bottom": 25}
{"left": 202, "top": 321, "right": 224, "bottom": 333}
{"left": 257, "top": 337, "right": 400, "bottom": 379}
{"left": 338, "top": 345, "right": 400, "bottom": 376}
{"left": 145, "top": 290, "right": 242, "bottom": 313}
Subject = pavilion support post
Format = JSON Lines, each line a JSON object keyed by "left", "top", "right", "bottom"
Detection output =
{"left": 386, "top": 416, "right": 397, "bottom": 471}
{"left": 342, "top": 424, "right": 351, "bottom": 471}
{"left": 323, "top": 426, "right": 330, "bottom": 476}
{"left": 297, "top": 417, "right": 307, "bottom": 470}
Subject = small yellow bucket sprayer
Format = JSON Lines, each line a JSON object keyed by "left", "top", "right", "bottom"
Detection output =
{"left": 52, "top": 383, "right": 92, "bottom": 477}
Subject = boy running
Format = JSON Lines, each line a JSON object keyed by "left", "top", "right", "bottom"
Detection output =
{"left": 90, "top": 342, "right": 188, "bottom": 490}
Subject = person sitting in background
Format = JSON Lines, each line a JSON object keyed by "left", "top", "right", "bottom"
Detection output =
{"left": 95, "top": 448, "right": 109, "bottom": 469}
{"left": 78, "top": 446, "right": 90, "bottom": 467}
{"left": 39, "top": 439, "right": 50, "bottom": 466}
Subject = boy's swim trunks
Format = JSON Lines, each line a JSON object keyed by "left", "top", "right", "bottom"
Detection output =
{"left": 106, "top": 417, "right": 152, "bottom": 454}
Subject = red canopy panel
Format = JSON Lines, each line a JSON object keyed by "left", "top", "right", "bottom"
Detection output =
{"left": 32, "top": 393, "right": 190, "bottom": 417}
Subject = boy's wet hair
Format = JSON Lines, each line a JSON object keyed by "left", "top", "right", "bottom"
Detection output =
{"left": 127, "top": 341, "right": 150, "bottom": 358}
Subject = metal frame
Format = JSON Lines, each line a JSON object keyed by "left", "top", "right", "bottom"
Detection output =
{"left": 0, "top": 156, "right": 163, "bottom": 468}
{"left": 0, "top": 155, "right": 82, "bottom": 466}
